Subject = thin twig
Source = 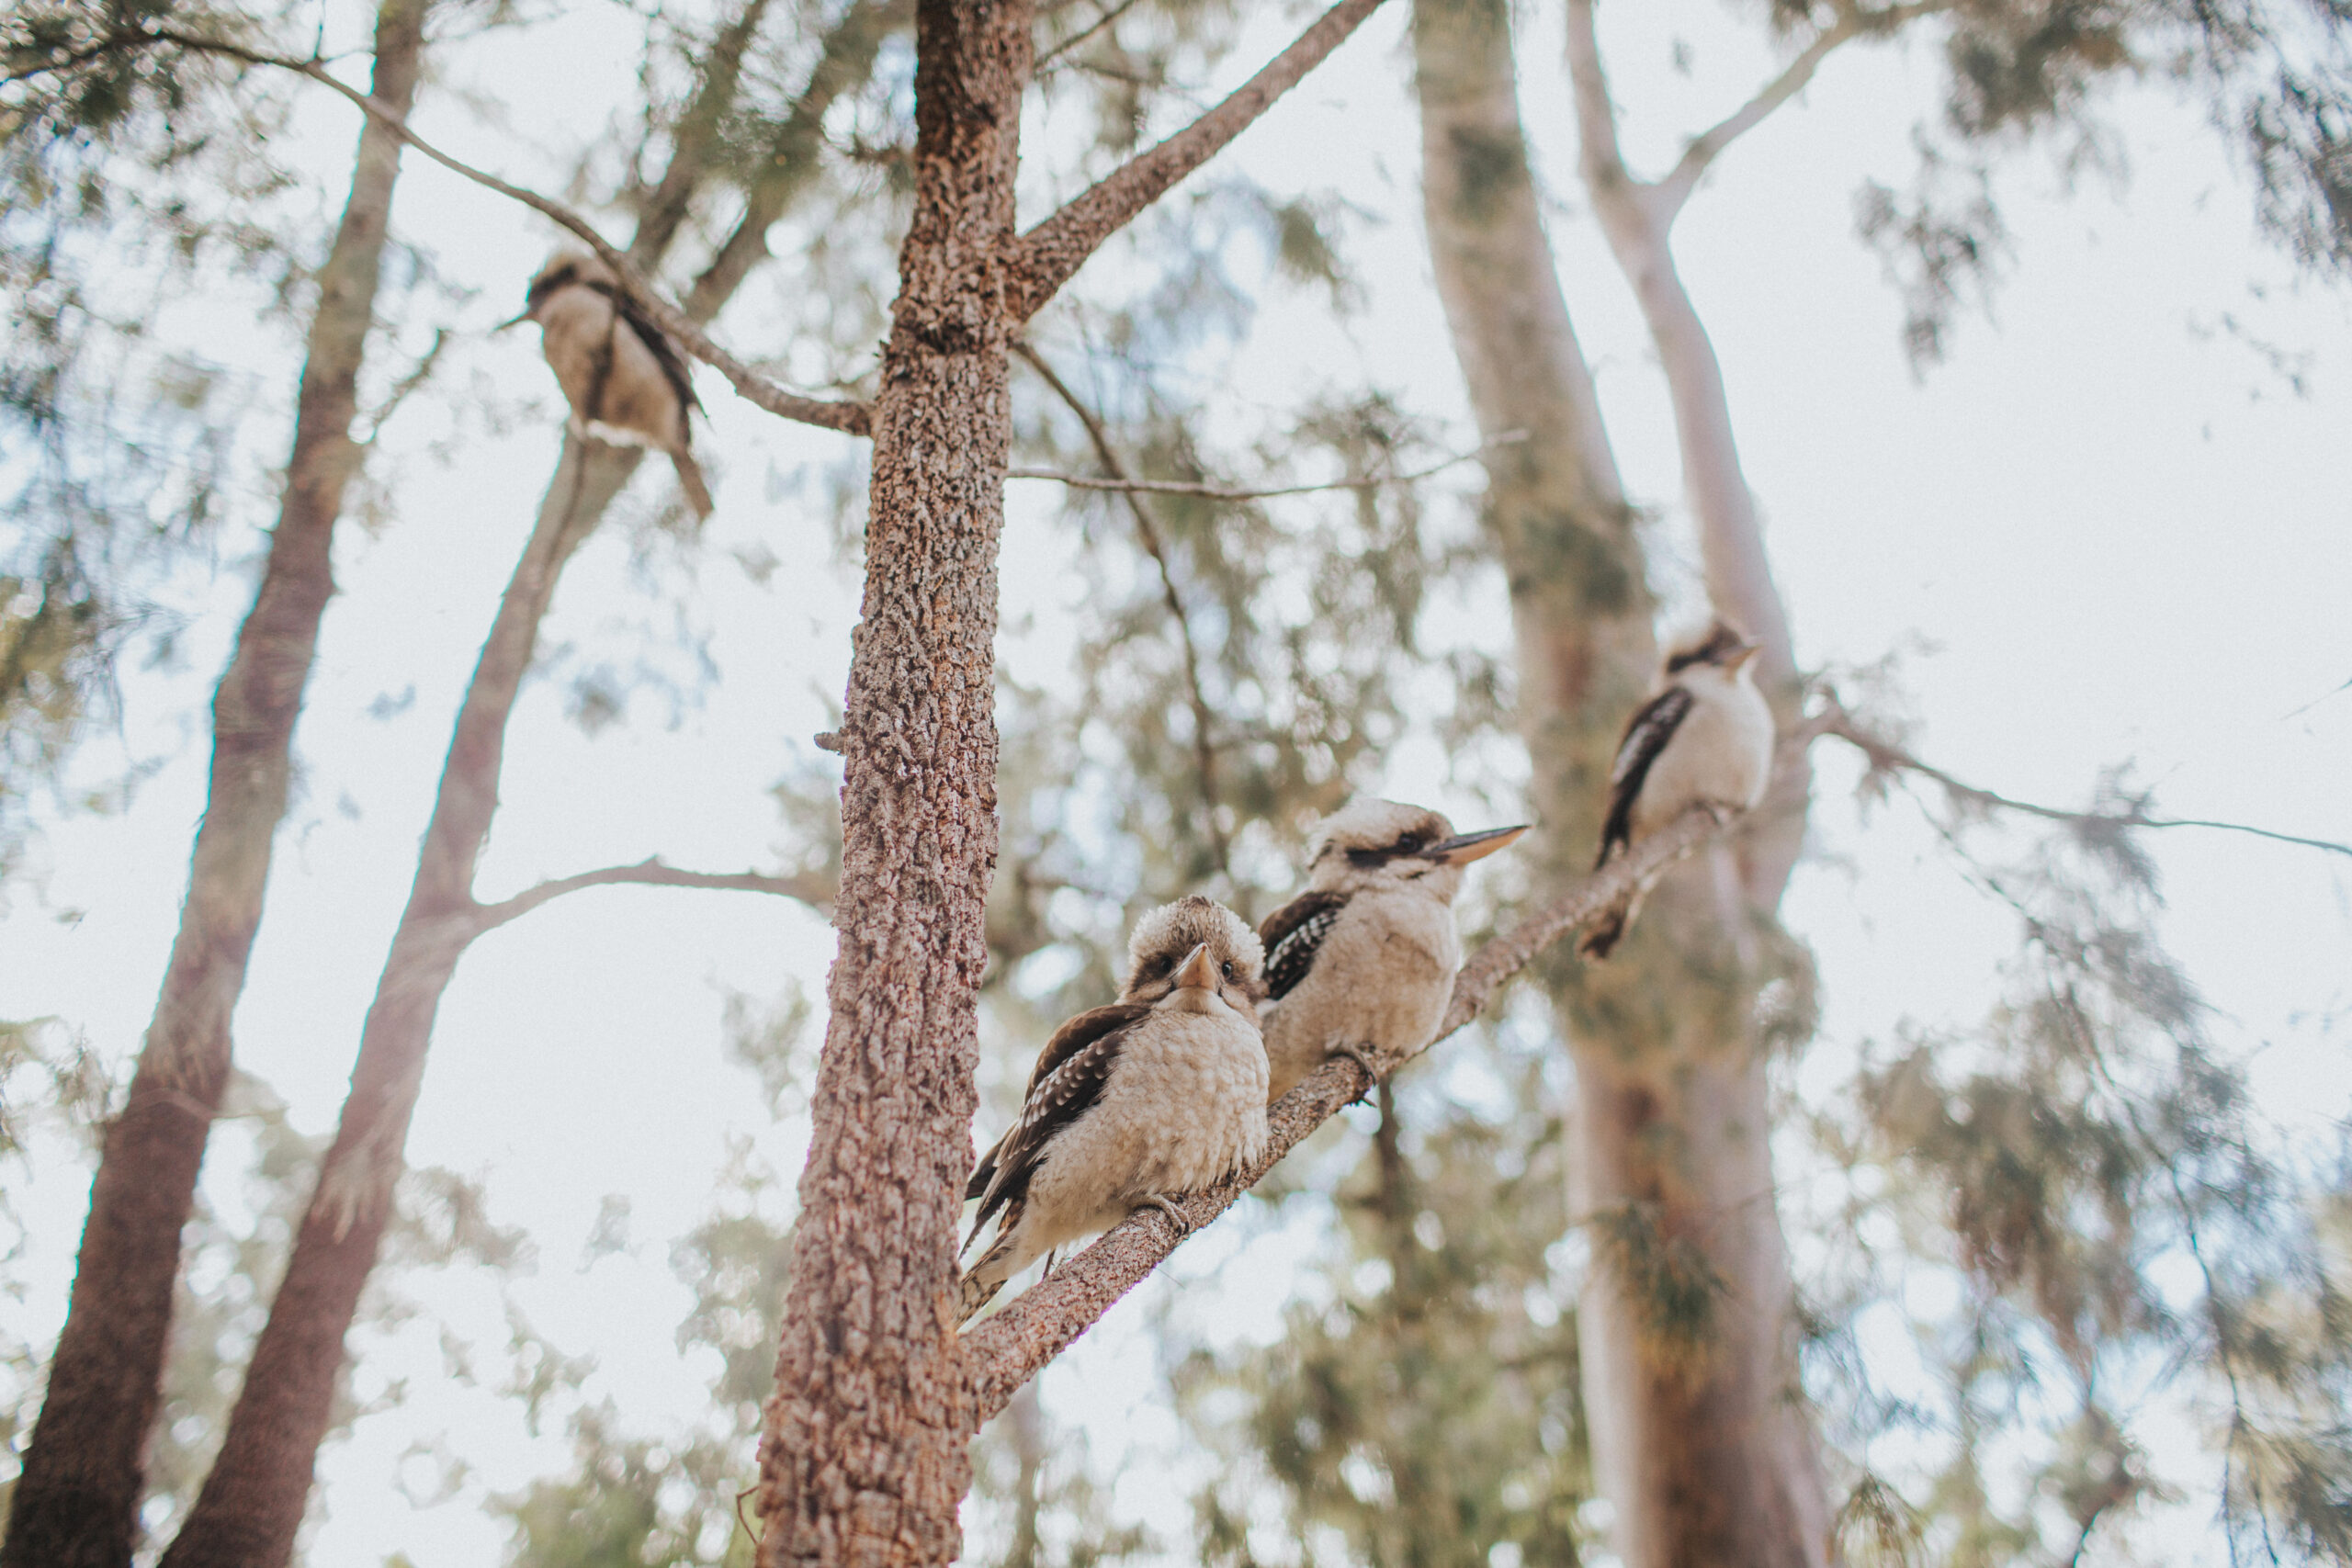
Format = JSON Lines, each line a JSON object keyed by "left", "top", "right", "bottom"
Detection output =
{"left": 1013, "top": 341, "right": 1231, "bottom": 880}
{"left": 1008, "top": 0, "right": 1392, "bottom": 321}
{"left": 1035, "top": 0, "right": 1149, "bottom": 70}
{"left": 356, "top": 328, "right": 448, "bottom": 445}
{"left": 46, "top": 24, "right": 872, "bottom": 435}
{"left": 1819, "top": 700, "right": 2352, "bottom": 860}
{"left": 470, "top": 857, "right": 836, "bottom": 932}
{"left": 1005, "top": 433, "right": 1524, "bottom": 499}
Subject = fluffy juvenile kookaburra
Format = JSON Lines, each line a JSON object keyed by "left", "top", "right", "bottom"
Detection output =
{"left": 505, "top": 248, "right": 714, "bottom": 518}
{"left": 1579, "top": 619, "right": 1776, "bottom": 961}
{"left": 959, "top": 896, "right": 1270, "bottom": 1325}
{"left": 1256, "top": 800, "right": 1528, "bottom": 1104}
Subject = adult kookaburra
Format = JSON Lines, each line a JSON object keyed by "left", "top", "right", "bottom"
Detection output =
{"left": 959, "top": 896, "right": 1270, "bottom": 1325}
{"left": 1578, "top": 619, "right": 1776, "bottom": 960}
{"left": 1256, "top": 800, "right": 1528, "bottom": 1104}
{"left": 506, "top": 248, "right": 714, "bottom": 518}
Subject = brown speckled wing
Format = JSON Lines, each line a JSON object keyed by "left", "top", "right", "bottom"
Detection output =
{"left": 965, "top": 1003, "right": 1152, "bottom": 1245}
{"left": 1257, "top": 890, "right": 1350, "bottom": 1002}
{"left": 1596, "top": 684, "right": 1692, "bottom": 868}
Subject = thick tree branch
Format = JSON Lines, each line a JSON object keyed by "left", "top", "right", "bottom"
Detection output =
{"left": 956, "top": 731, "right": 1821, "bottom": 1418}
{"left": 1563, "top": 0, "right": 1635, "bottom": 201}
{"left": 1819, "top": 702, "right": 2352, "bottom": 860}
{"left": 1006, "top": 0, "right": 1391, "bottom": 321}
{"left": 1005, "top": 433, "right": 1521, "bottom": 498}
{"left": 68, "top": 24, "right": 873, "bottom": 435}
{"left": 469, "top": 857, "right": 837, "bottom": 932}
{"left": 1012, "top": 341, "right": 1231, "bottom": 878}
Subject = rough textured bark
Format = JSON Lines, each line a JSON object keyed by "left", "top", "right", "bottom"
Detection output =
{"left": 1413, "top": 5, "right": 1830, "bottom": 1565}
{"left": 748, "top": 4, "right": 1407, "bottom": 1559}
{"left": 751, "top": 7, "right": 1031, "bottom": 1563}
{"left": 0, "top": 6, "right": 429, "bottom": 1562}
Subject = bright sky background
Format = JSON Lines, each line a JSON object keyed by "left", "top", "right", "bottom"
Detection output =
{"left": 4, "top": 1, "right": 2349, "bottom": 1563}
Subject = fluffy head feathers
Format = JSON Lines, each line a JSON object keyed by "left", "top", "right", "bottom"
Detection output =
{"left": 1125, "top": 895, "right": 1263, "bottom": 993}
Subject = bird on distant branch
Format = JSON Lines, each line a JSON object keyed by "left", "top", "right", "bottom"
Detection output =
{"left": 503, "top": 247, "right": 714, "bottom": 518}
{"left": 1579, "top": 619, "right": 1775, "bottom": 961}
{"left": 1256, "top": 799, "right": 1528, "bottom": 1104}
{"left": 958, "top": 895, "right": 1270, "bottom": 1325}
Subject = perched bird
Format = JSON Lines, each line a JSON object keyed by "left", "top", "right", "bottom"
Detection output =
{"left": 505, "top": 247, "right": 714, "bottom": 518}
{"left": 1579, "top": 619, "right": 1776, "bottom": 961}
{"left": 959, "top": 896, "right": 1270, "bottom": 1324}
{"left": 1256, "top": 799, "right": 1529, "bottom": 1104}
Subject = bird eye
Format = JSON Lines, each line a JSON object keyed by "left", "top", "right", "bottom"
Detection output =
{"left": 1220, "top": 960, "right": 1235, "bottom": 980}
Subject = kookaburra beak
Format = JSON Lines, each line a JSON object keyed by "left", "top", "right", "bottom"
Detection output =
{"left": 1727, "top": 643, "right": 1762, "bottom": 671}
{"left": 1422, "top": 824, "right": 1532, "bottom": 866}
{"left": 493, "top": 308, "right": 534, "bottom": 332}
{"left": 1172, "top": 942, "right": 1219, "bottom": 992}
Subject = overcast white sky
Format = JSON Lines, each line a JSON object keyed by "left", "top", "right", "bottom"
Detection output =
{"left": 4, "top": 2, "right": 2349, "bottom": 1563}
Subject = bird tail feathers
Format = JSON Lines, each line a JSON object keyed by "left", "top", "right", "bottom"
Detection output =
{"left": 956, "top": 1244, "right": 1013, "bottom": 1326}
{"left": 670, "top": 446, "right": 715, "bottom": 519}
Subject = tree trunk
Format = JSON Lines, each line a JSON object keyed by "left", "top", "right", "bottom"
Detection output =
{"left": 148, "top": 4, "right": 901, "bottom": 1549}
{"left": 1411, "top": 5, "right": 1830, "bottom": 1565}
{"left": 0, "top": 6, "right": 429, "bottom": 1562}
{"left": 154, "top": 436, "right": 630, "bottom": 1568}
{"left": 751, "top": 6, "right": 1030, "bottom": 1565}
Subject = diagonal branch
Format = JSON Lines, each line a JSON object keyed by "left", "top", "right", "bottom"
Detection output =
{"left": 956, "top": 730, "right": 1823, "bottom": 1419}
{"left": 69, "top": 24, "right": 873, "bottom": 435}
{"left": 1563, "top": 0, "right": 1636, "bottom": 201}
{"left": 1005, "top": 433, "right": 1522, "bottom": 499}
{"left": 1818, "top": 701, "right": 2352, "bottom": 860}
{"left": 1013, "top": 341, "right": 1230, "bottom": 879}
{"left": 1651, "top": 17, "right": 1861, "bottom": 220}
{"left": 470, "top": 857, "right": 837, "bottom": 933}
{"left": 1575, "top": 0, "right": 1957, "bottom": 227}
{"left": 1006, "top": 0, "right": 1392, "bottom": 321}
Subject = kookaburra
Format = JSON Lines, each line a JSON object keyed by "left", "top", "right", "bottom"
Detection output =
{"left": 1579, "top": 619, "right": 1776, "bottom": 960}
{"left": 959, "top": 896, "right": 1270, "bottom": 1324}
{"left": 1256, "top": 800, "right": 1528, "bottom": 1104}
{"left": 506, "top": 248, "right": 714, "bottom": 518}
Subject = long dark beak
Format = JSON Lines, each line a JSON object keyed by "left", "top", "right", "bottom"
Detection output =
{"left": 1172, "top": 943, "right": 1218, "bottom": 992}
{"left": 1423, "top": 824, "right": 1531, "bottom": 866}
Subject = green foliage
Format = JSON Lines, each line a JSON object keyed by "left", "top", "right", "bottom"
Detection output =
{"left": 1796, "top": 786, "right": 2352, "bottom": 1562}
{"left": 1844, "top": 0, "right": 2352, "bottom": 364}
{"left": 1176, "top": 1075, "right": 1589, "bottom": 1568}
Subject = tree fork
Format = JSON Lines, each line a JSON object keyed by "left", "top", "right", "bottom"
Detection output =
{"left": 0, "top": 4, "right": 430, "bottom": 1562}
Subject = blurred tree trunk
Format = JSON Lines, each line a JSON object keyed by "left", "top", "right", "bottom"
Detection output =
{"left": 752, "top": 5, "right": 1031, "bottom": 1562}
{"left": 0, "top": 4, "right": 431, "bottom": 1562}
{"left": 153, "top": 7, "right": 898, "bottom": 1562}
{"left": 154, "top": 434, "right": 626, "bottom": 1568}
{"left": 1412, "top": 4, "right": 1829, "bottom": 1565}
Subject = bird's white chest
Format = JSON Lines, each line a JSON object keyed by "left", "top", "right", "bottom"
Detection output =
{"left": 1025, "top": 1010, "right": 1268, "bottom": 1242}
{"left": 1261, "top": 886, "right": 1458, "bottom": 1096}
{"left": 1632, "top": 679, "right": 1774, "bottom": 835}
